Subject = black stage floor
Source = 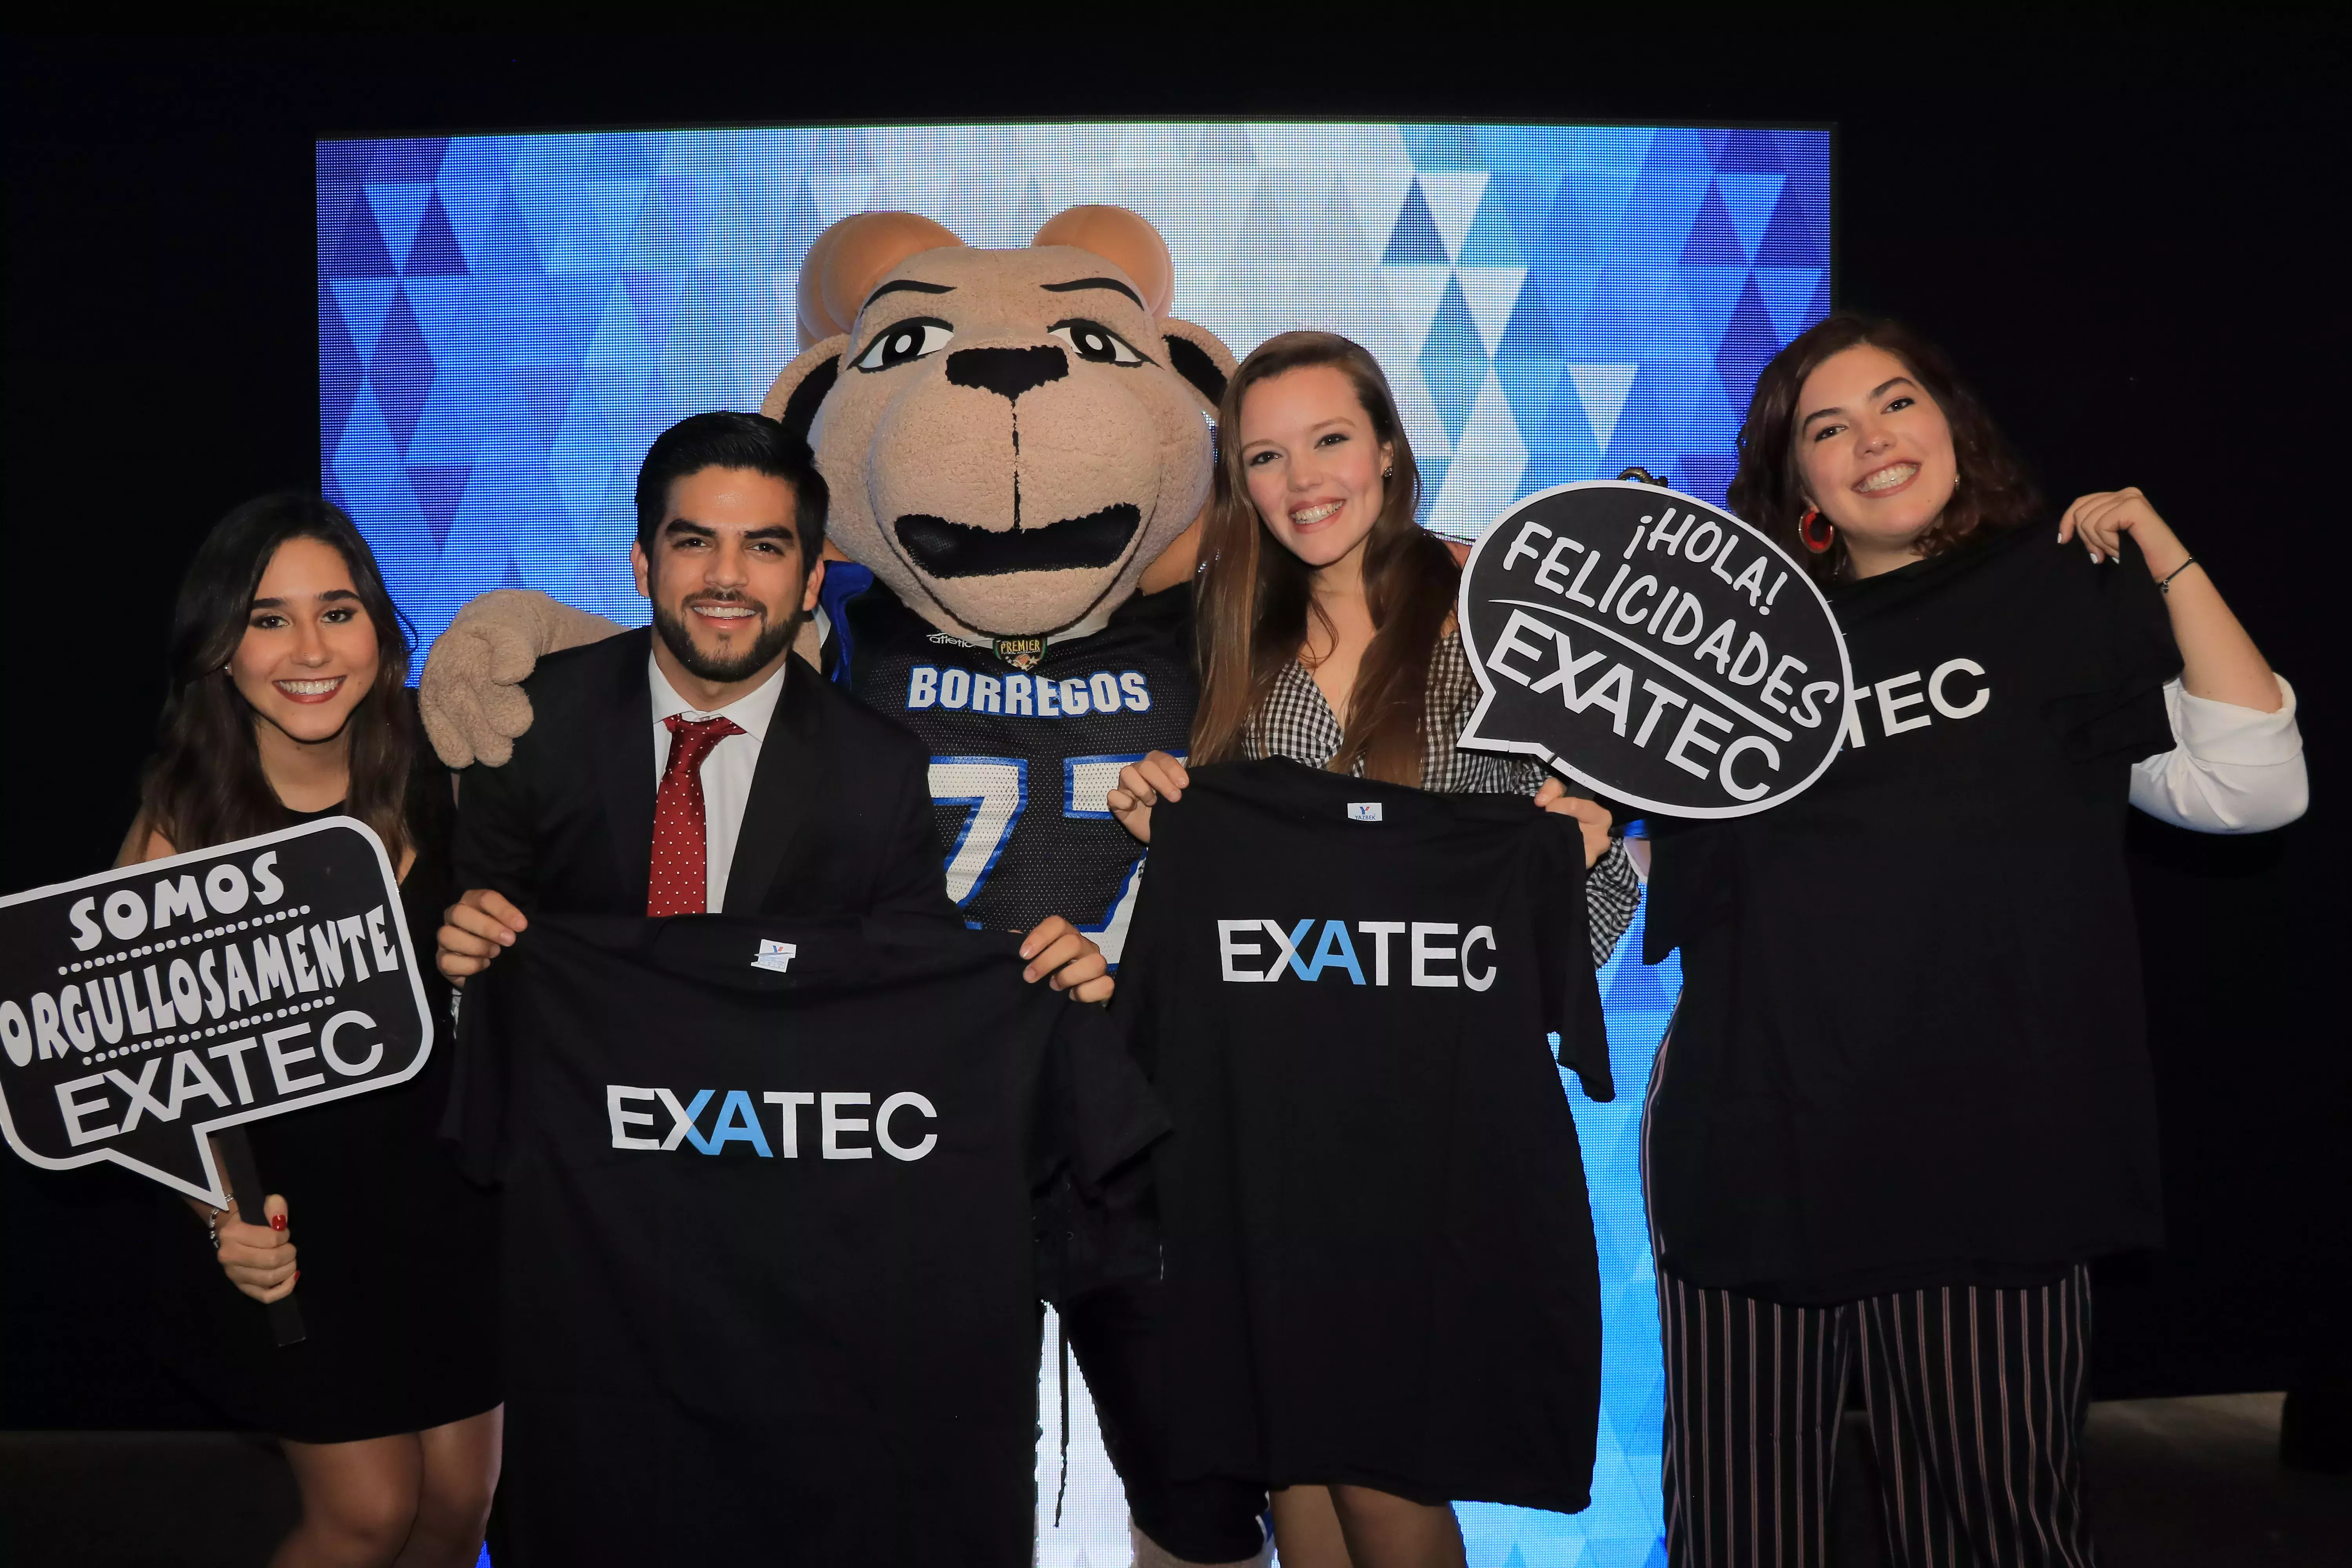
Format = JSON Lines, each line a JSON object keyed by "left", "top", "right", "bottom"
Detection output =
{"left": 2, "top": 1395, "right": 2344, "bottom": 1566}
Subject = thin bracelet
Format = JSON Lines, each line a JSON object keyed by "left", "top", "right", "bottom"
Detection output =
{"left": 2158, "top": 557, "right": 2200, "bottom": 595}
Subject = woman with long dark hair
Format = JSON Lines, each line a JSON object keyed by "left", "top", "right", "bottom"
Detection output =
{"left": 1644, "top": 314, "right": 2304, "bottom": 1567}
{"left": 1109, "top": 332, "right": 1641, "bottom": 1568}
{"left": 125, "top": 496, "right": 499, "bottom": 1568}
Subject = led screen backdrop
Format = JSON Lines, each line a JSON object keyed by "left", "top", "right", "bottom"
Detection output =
{"left": 317, "top": 121, "right": 1829, "bottom": 1567}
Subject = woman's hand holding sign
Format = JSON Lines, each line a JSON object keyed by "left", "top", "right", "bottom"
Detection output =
{"left": 1108, "top": 751, "right": 1192, "bottom": 845}
{"left": 210, "top": 1191, "right": 299, "bottom": 1304}
{"left": 437, "top": 888, "right": 529, "bottom": 985}
{"left": 1533, "top": 779, "right": 1613, "bottom": 868}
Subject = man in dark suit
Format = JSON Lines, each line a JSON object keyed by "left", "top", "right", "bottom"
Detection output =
{"left": 436, "top": 411, "right": 1109, "bottom": 999}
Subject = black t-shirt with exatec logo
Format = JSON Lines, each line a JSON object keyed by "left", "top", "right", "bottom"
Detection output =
{"left": 1644, "top": 526, "right": 2182, "bottom": 1303}
{"left": 824, "top": 566, "right": 1198, "bottom": 962}
{"left": 1114, "top": 759, "right": 1610, "bottom": 1515}
{"left": 450, "top": 915, "right": 1169, "bottom": 1568}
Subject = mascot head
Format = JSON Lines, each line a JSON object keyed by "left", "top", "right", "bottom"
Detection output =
{"left": 761, "top": 206, "right": 1235, "bottom": 645}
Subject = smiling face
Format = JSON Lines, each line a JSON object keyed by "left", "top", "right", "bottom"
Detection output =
{"left": 1236, "top": 364, "right": 1396, "bottom": 574}
{"left": 1794, "top": 343, "right": 1962, "bottom": 566}
{"left": 780, "top": 244, "right": 1221, "bottom": 642}
{"left": 229, "top": 535, "right": 381, "bottom": 743}
{"left": 630, "top": 465, "right": 822, "bottom": 700}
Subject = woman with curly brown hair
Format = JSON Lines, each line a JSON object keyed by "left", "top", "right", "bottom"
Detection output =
{"left": 1644, "top": 314, "right": 2305, "bottom": 1568}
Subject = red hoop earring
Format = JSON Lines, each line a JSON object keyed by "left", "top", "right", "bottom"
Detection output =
{"left": 1799, "top": 504, "right": 1835, "bottom": 554}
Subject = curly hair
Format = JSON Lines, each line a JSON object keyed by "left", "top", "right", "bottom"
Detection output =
{"left": 1726, "top": 313, "right": 2041, "bottom": 587}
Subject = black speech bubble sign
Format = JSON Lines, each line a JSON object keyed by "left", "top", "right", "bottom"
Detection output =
{"left": 1457, "top": 481, "right": 1853, "bottom": 818}
{"left": 0, "top": 819, "right": 433, "bottom": 1204}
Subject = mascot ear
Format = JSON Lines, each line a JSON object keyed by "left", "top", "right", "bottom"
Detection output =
{"left": 762, "top": 335, "right": 849, "bottom": 444}
{"left": 1033, "top": 205, "right": 1174, "bottom": 320}
{"left": 1158, "top": 317, "right": 1237, "bottom": 411}
{"left": 797, "top": 211, "right": 965, "bottom": 348}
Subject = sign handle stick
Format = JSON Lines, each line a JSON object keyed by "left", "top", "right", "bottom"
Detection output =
{"left": 216, "top": 1127, "right": 307, "bottom": 1347}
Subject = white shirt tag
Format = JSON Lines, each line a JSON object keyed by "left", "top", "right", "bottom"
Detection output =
{"left": 1347, "top": 802, "right": 1383, "bottom": 822}
{"left": 751, "top": 939, "right": 797, "bottom": 974}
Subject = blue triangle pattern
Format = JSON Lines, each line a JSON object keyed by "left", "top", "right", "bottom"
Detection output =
{"left": 1713, "top": 173, "right": 1786, "bottom": 258}
{"left": 1384, "top": 180, "right": 1451, "bottom": 265}
{"left": 316, "top": 140, "right": 372, "bottom": 185}
{"left": 1755, "top": 181, "right": 1829, "bottom": 268}
{"left": 323, "top": 196, "right": 397, "bottom": 279}
{"left": 1414, "top": 456, "right": 1450, "bottom": 523}
{"left": 318, "top": 282, "right": 363, "bottom": 457}
{"left": 404, "top": 193, "right": 470, "bottom": 277}
{"left": 471, "top": 188, "right": 543, "bottom": 276}
{"left": 1418, "top": 272, "right": 1487, "bottom": 444}
{"left": 1494, "top": 288, "right": 1566, "bottom": 437}
{"left": 1713, "top": 128, "right": 1786, "bottom": 173}
{"left": 1459, "top": 181, "right": 1527, "bottom": 267}
{"left": 365, "top": 183, "right": 433, "bottom": 270}
{"left": 368, "top": 288, "right": 437, "bottom": 456}
{"left": 1403, "top": 123, "right": 1485, "bottom": 170}
{"left": 1677, "top": 183, "right": 1749, "bottom": 267}
{"left": 1714, "top": 275, "right": 1784, "bottom": 410}
{"left": 1677, "top": 452, "right": 1739, "bottom": 508}
{"left": 367, "top": 137, "right": 448, "bottom": 181}
{"left": 406, "top": 463, "right": 472, "bottom": 550}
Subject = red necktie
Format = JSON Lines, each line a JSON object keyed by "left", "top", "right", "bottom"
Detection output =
{"left": 647, "top": 715, "right": 744, "bottom": 917}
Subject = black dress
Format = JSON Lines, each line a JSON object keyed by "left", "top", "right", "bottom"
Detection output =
{"left": 152, "top": 763, "right": 500, "bottom": 1443}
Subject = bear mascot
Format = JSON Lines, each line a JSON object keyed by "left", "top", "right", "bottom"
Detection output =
{"left": 420, "top": 205, "right": 1273, "bottom": 1568}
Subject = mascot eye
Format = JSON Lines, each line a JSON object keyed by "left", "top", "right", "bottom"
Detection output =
{"left": 853, "top": 317, "right": 956, "bottom": 372}
{"left": 1049, "top": 319, "right": 1149, "bottom": 367}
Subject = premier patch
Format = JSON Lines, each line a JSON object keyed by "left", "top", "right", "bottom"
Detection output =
{"left": 751, "top": 940, "right": 796, "bottom": 974}
{"left": 991, "top": 636, "right": 1045, "bottom": 671}
{"left": 1347, "top": 802, "right": 1383, "bottom": 822}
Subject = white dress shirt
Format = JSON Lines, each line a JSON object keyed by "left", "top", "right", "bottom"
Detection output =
{"left": 649, "top": 655, "right": 790, "bottom": 913}
{"left": 2130, "top": 673, "right": 2308, "bottom": 833}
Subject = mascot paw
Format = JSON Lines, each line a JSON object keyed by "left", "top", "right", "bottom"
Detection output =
{"left": 420, "top": 588, "right": 621, "bottom": 768}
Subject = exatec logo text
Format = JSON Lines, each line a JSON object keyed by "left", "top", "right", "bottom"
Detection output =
{"left": 1215, "top": 920, "right": 1496, "bottom": 990}
{"left": 606, "top": 1086, "right": 938, "bottom": 1160}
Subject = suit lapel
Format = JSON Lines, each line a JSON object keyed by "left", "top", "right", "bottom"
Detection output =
{"left": 723, "top": 662, "right": 823, "bottom": 916}
{"left": 594, "top": 629, "right": 659, "bottom": 915}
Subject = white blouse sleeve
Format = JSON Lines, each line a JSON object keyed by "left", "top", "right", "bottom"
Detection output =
{"left": 2129, "top": 674, "right": 2308, "bottom": 833}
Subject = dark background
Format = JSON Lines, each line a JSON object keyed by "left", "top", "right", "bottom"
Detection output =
{"left": 4, "top": 20, "right": 2343, "bottom": 1428}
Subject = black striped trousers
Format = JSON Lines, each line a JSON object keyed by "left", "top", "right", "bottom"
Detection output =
{"left": 1656, "top": 1265, "right": 2098, "bottom": 1568}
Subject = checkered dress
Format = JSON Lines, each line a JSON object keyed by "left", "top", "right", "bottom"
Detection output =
{"left": 1242, "top": 629, "right": 1642, "bottom": 965}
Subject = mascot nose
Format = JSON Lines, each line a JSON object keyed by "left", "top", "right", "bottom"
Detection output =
{"left": 946, "top": 344, "right": 1069, "bottom": 404}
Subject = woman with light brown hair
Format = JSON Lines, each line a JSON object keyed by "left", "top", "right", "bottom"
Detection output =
{"left": 1109, "top": 331, "right": 1639, "bottom": 1568}
{"left": 1109, "top": 329, "right": 1638, "bottom": 908}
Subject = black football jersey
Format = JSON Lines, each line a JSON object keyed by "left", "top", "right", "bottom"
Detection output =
{"left": 821, "top": 564, "right": 1198, "bottom": 963}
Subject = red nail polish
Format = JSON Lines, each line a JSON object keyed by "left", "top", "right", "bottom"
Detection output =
{"left": 292, "top": 1270, "right": 301, "bottom": 1284}
{"left": 271, "top": 1214, "right": 287, "bottom": 1231}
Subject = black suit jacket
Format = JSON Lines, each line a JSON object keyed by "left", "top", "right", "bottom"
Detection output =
{"left": 454, "top": 627, "right": 954, "bottom": 922}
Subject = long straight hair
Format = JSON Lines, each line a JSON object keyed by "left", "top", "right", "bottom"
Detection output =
{"left": 1728, "top": 312, "right": 2042, "bottom": 587}
{"left": 1190, "top": 331, "right": 1458, "bottom": 786}
{"left": 138, "top": 496, "right": 418, "bottom": 859}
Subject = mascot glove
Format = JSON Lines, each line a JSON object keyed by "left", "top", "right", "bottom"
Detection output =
{"left": 419, "top": 589, "right": 620, "bottom": 768}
